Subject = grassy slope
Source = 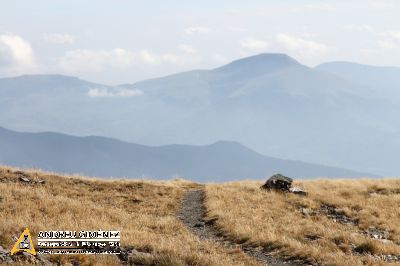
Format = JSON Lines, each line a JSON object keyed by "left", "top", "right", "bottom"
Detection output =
{"left": 205, "top": 180, "right": 400, "bottom": 266}
{"left": 2, "top": 166, "right": 399, "bottom": 266}
{"left": 0, "top": 167, "right": 256, "bottom": 266}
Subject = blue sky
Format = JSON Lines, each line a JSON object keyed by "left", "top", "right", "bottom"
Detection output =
{"left": 0, "top": 0, "right": 399, "bottom": 84}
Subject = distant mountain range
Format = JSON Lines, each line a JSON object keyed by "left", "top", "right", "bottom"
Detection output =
{"left": 316, "top": 61, "right": 400, "bottom": 101}
{"left": 0, "top": 53, "right": 399, "bottom": 176}
{"left": 0, "top": 127, "right": 373, "bottom": 181}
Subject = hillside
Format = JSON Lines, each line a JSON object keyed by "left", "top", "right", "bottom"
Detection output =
{"left": 315, "top": 62, "right": 400, "bottom": 101}
{"left": 205, "top": 179, "right": 400, "bottom": 265}
{"left": 0, "top": 167, "right": 256, "bottom": 266}
{"left": 0, "top": 127, "right": 372, "bottom": 181}
{"left": 1, "top": 54, "right": 400, "bottom": 175}
{"left": 0, "top": 167, "right": 399, "bottom": 265}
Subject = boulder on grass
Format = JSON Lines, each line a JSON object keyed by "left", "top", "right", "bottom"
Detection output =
{"left": 289, "top": 186, "right": 308, "bottom": 196}
{"left": 260, "top": 174, "right": 293, "bottom": 192}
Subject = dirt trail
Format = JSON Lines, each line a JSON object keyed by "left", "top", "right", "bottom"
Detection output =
{"left": 177, "top": 189, "right": 311, "bottom": 266}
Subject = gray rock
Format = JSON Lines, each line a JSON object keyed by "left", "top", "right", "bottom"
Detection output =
{"left": 260, "top": 174, "right": 293, "bottom": 192}
{"left": 377, "top": 254, "right": 400, "bottom": 262}
{"left": 290, "top": 186, "right": 308, "bottom": 196}
{"left": 19, "top": 176, "right": 30, "bottom": 183}
{"left": 0, "top": 246, "right": 12, "bottom": 264}
{"left": 320, "top": 204, "right": 358, "bottom": 225}
{"left": 194, "top": 222, "right": 205, "bottom": 227}
{"left": 299, "top": 207, "right": 309, "bottom": 216}
{"left": 305, "top": 234, "right": 320, "bottom": 241}
{"left": 365, "top": 227, "right": 390, "bottom": 240}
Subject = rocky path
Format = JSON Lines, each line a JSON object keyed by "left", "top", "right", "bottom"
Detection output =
{"left": 177, "top": 188, "right": 310, "bottom": 266}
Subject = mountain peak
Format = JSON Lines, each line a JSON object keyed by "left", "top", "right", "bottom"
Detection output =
{"left": 214, "top": 53, "right": 300, "bottom": 77}
{"left": 209, "top": 140, "right": 244, "bottom": 148}
{"left": 234, "top": 53, "right": 298, "bottom": 63}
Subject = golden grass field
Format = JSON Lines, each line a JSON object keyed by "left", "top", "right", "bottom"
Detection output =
{"left": 205, "top": 179, "right": 400, "bottom": 266}
{"left": 0, "top": 167, "right": 256, "bottom": 266}
{"left": 0, "top": 166, "right": 399, "bottom": 266}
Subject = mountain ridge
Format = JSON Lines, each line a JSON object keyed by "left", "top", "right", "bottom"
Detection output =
{"left": 0, "top": 126, "right": 374, "bottom": 181}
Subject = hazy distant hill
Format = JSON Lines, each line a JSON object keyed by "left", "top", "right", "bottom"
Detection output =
{"left": 0, "top": 127, "right": 372, "bottom": 181}
{"left": 316, "top": 61, "right": 400, "bottom": 101}
{"left": 0, "top": 54, "right": 399, "bottom": 176}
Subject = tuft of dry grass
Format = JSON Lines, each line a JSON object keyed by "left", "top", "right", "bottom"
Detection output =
{"left": 205, "top": 179, "right": 400, "bottom": 266}
{"left": 0, "top": 167, "right": 258, "bottom": 266}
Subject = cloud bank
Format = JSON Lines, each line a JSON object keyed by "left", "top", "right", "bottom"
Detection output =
{"left": 87, "top": 87, "right": 143, "bottom": 98}
{"left": 240, "top": 38, "right": 269, "bottom": 52}
{"left": 276, "top": 33, "right": 329, "bottom": 57}
{"left": 0, "top": 34, "right": 37, "bottom": 74}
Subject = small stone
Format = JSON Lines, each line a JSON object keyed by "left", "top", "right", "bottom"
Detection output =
{"left": 305, "top": 234, "right": 320, "bottom": 241}
{"left": 19, "top": 176, "right": 30, "bottom": 182}
{"left": 132, "top": 198, "right": 142, "bottom": 204}
{"left": 194, "top": 222, "right": 204, "bottom": 227}
{"left": 300, "top": 207, "right": 309, "bottom": 216}
{"left": 290, "top": 186, "right": 308, "bottom": 196}
{"left": 320, "top": 204, "right": 357, "bottom": 225}
{"left": 365, "top": 227, "right": 390, "bottom": 240}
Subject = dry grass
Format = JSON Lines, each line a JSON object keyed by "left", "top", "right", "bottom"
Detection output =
{"left": 0, "top": 167, "right": 257, "bottom": 266}
{"left": 205, "top": 179, "right": 400, "bottom": 266}
{"left": 3, "top": 166, "right": 400, "bottom": 266}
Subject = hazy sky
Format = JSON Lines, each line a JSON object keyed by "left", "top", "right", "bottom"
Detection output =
{"left": 0, "top": 0, "right": 399, "bottom": 84}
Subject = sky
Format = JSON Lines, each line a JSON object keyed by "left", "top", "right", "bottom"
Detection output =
{"left": 0, "top": 0, "right": 399, "bottom": 84}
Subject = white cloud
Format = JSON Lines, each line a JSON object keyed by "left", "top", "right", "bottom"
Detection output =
{"left": 240, "top": 38, "right": 269, "bottom": 52}
{"left": 59, "top": 48, "right": 136, "bottom": 73}
{"left": 178, "top": 44, "right": 196, "bottom": 54}
{"left": 112, "top": 48, "right": 137, "bottom": 67}
{"left": 344, "top": 24, "right": 374, "bottom": 32}
{"left": 59, "top": 47, "right": 200, "bottom": 74}
{"left": 43, "top": 33, "right": 76, "bottom": 44}
{"left": 276, "top": 33, "right": 329, "bottom": 56}
{"left": 88, "top": 87, "right": 143, "bottom": 98}
{"left": 0, "top": 34, "right": 37, "bottom": 74}
{"left": 58, "top": 48, "right": 148, "bottom": 73}
{"left": 162, "top": 53, "right": 180, "bottom": 64}
{"left": 138, "top": 50, "right": 160, "bottom": 65}
{"left": 185, "top": 26, "right": 211, "bottom": 35}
